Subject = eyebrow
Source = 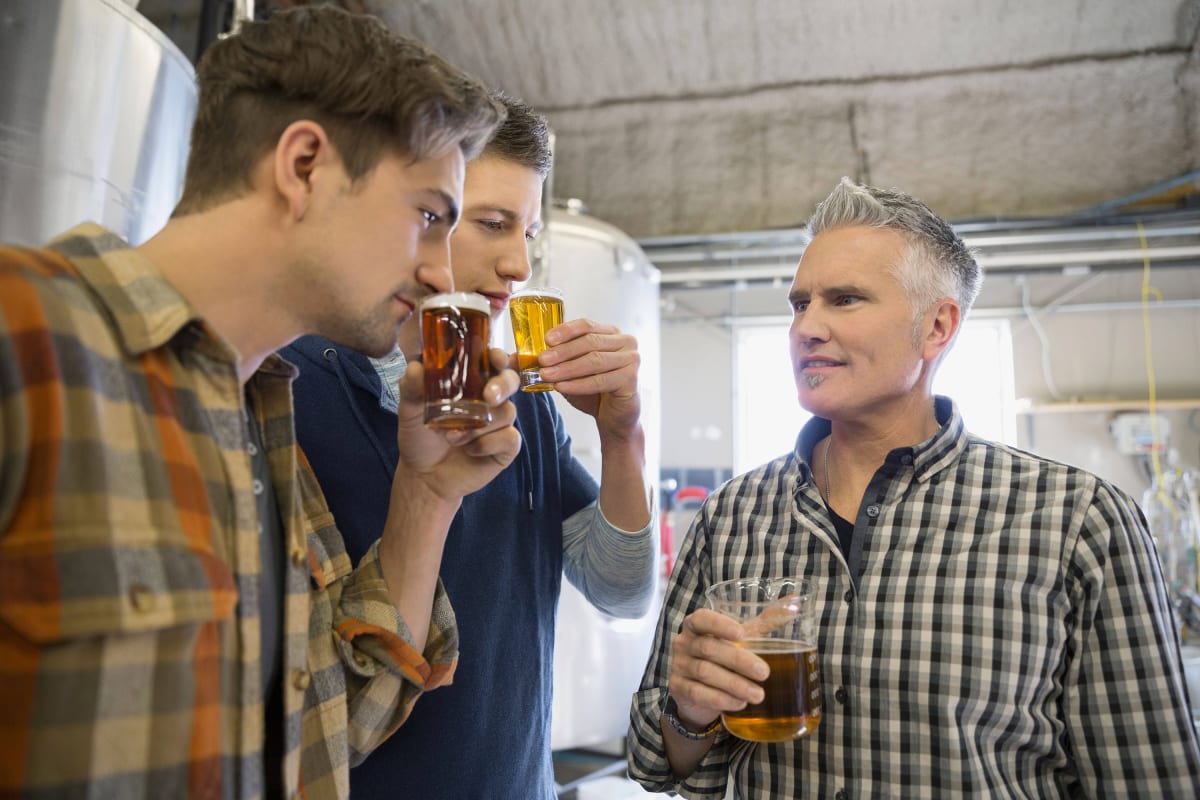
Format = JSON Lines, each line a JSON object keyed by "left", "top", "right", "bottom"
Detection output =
{"left": 787, "top": 284, "right": 867, "bottom": 305}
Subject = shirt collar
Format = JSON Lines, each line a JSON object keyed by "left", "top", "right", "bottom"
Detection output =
{"left": 791, "top": 395, "right": 967, "bottom": 483}
{"left": 46, "top": 223, "right": 299, "bottom": 382}
{"left": 47, "top": 223, "right": 202, "bottom": 357}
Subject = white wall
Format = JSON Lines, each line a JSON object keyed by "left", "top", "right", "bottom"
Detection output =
{"left": 660, "top": 320, "right": 735, "bottom": 470}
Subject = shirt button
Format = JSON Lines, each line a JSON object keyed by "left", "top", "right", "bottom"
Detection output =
{"left": 128, "top": 584, "right": 155, "bottom": 613}
{"left": 292, "top": 669, "right": 311, "bottom": 691}
{"left": 835, "top": 686, "right": 848, "bottom": 705}
{"left": 843, "top": 590, "right": 854, "bottom": 603}
{"left": 901, "top": 454, "right": 913, "bottom": 465}
{"left": 866, "top": 504, "right": 880, "bottom": 518}
{"left": 248, "top": 441, "right": 258, "bottom": 457}
{"left": 835, "top": 791, "right": 848, "bottom": 800}
{"left": 253, "top": 479, "right": 264, "bottom": 496}
{"left": 353, "top": 652, "right": 371, "bottom": 669}
{"left": 290, "top": 546, "right": 307, "bottom": 568}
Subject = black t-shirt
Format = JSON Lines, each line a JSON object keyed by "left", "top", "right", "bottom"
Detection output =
{"left": 246, "top": 395, "right": 285, "bottom": 797}
{"left": 828, "top": 503, "right": 855, "bottom": 557}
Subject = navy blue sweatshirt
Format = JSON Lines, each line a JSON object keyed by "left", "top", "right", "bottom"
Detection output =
{"left": 281, "top": 335, "right": 600, "bottom": 799}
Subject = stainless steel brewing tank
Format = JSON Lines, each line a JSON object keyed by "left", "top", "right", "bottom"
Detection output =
{"left": 501, "top": 207, "right": 664, "bottom": 751}
{"left": 0, "top": 0, "right": 196, "bottom": 248}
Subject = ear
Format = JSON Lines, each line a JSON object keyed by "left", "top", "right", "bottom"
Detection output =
{"left": 921, "top": 297, "right": 961, "bottom": 363}
{"left": 273, "top": 120, "right": 336, "bottom": 222}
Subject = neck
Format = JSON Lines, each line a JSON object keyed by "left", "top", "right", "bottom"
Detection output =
{"left": 138, "top": 201, "right": 297, "bottom": 383}
{"left": 822, "top": 395, "right": 940, "bottom": 506}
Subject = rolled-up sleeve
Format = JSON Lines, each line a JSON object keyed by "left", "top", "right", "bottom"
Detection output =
{"left": 324, "top": 538, "right": 458, "bottom": 762}
{"left": 562, "top": 501, "right": 656, "bottom": 618}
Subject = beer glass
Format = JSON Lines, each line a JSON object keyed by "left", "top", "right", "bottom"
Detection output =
{"left": 508, "top": 286, "right": 564, "bottom": 392}
{"left": 705, "top": 577, "right": 822, "bottom": 742}
{"left": 420, "top": 292, "right": 492, "bottom": 430}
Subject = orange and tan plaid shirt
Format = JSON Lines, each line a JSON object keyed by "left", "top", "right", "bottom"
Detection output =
{"left": 0, "top": 224, "right": 457, "bottom": 799}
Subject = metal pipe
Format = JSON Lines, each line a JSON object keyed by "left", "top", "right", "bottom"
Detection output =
{"left": 657, "top": 254, "right": 1200, "bottom": 286}
{"left": 639, "top": 208, "right": 1200, "bottom": 250}
{"left": 231, "top": 0, "right": 255, "bottom": 32}
{"left": 662, "top": 298, "right": 1200, "bottom": 327}
{"left": 645, "top": 224, "right": 1200, "bottom": 266}
{"left": 195, "top": 0, "right": 227, "bottom": 60}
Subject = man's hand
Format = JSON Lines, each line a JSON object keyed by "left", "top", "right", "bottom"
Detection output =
{"left": 376, "top": 347, "right": 521, "bottom": 653}
{"left": 523, "top": 319, "right": 642, "bottom": 438}
{"left": 518, "top": 318, "right": 651, "bottom": 533}
{"left": 394, "top": 347, "right": 522, "bottom": 501}
{"left": 667, "top": 609, "right": 770, "bottom": 731}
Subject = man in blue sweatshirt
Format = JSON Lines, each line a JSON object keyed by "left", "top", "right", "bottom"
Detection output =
{"left": 281, "top": 93, "right": 656, "bottom": 799}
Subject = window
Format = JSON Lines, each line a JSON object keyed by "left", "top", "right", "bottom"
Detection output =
{"left": 732, "top": 318, "right": 1017, "bottom": 474}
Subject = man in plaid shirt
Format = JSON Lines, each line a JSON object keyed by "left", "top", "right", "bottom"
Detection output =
{"left": 0, "top": 7, "right": 517, "bottom": 799}
{"left": 629, "top": 177, "right": 1200, "bottom": 798}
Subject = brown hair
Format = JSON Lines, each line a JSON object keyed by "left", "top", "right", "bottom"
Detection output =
{"left": 174, "top": 6, "right": 504, "bottom": 215}
{"left": 482, "top": 91, "right": 552, "bottom": 178}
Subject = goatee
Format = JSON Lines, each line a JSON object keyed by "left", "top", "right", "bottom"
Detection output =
{"left": 804, "top": 374, "right": 824, "bottom": 389}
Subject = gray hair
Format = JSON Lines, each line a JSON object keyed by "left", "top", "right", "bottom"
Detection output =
{"left": 804, "top": 177, "right": 982, "bottom": 323}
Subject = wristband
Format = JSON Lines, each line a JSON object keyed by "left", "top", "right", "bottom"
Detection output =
{"left": 662, "top": 695, "right": 722, "bottom": 740}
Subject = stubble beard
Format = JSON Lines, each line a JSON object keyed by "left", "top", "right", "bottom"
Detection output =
{"left": 322, "top": 300, "right": 404, "bottom": 359}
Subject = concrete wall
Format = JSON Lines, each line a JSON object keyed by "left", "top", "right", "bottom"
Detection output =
{"left": 348, "top": 0, "right": 1200, "bottom": 239}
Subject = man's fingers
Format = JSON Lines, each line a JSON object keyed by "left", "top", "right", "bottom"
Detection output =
{"left": 686, "top": 608, "right": 744, "bottom": 641}
{"left": 668, "top": 676, "right": 751, "bottom": 716}
{"left": 544, "top": 318, "right": 620, "bottom": 347}
{"left": 670, "top": 610, "right": 770, "bottom": 710}
{"left": 452, "top": 426, "right": 522, "bottom": 464}
{"left": 540, "top": 331, "right": 635, "bottom": 368}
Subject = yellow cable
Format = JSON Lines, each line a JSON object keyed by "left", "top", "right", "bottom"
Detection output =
{"left": 1138, "top": 221, "right": 1169, "bottom": 504}
{"left": 1138, "top": 222, "right": 1200, "bottom": 595}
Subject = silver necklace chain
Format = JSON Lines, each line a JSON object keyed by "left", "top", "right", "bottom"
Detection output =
{"left": 823, "top": 436, "right": 832, "bottom": 501}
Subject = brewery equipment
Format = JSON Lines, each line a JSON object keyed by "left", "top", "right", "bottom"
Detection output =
{"left": 0, "top": 0, "right": 196, "bottom": 248}
{"left": 514, "top": 207, "right": 664, "bottom": 752}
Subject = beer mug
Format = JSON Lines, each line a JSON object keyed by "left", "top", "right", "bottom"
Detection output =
{"left": 507, "top": 286, "right": 564, "bottom": 392}
{"left": 420, "top": 292, "right": 492, "bottom": 430}
{"left": 705, "top": 577, "right": 822, "bottom": 742}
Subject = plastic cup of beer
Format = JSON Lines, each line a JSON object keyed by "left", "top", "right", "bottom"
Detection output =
{"left": 508, "top": 286, "right": 564, "bottom": 392}
{"left": 705, "top": 577, "right": 822, "bottom": 742}
{"left": 420, "top": 292, "right": 492, "bottom": 430}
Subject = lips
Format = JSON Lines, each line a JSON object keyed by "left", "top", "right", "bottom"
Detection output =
{"left": 800, "top": 356, "right": 843, "bottom": 370}
{"left": 478, "top": 291, "right": 510, "bottom": 312}
{"left": 393, "top": 294, "right": 416, "bottom": 317}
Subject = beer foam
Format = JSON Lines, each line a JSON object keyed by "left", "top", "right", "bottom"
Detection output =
{"left": 511, "top": 286, "right": 563, "bottom": 301}
{"left": 421, "top": 292, "right": 491, "bottom": 315}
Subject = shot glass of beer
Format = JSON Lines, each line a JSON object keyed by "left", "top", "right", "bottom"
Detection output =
{"left": 507, "top": 286, "right": 564, "bottom": 392}
{"left": 420, "top": 292, "right": 492, "bottom": 430}
{"left": 705, "top": 577, "right": 822, "bottom": 742}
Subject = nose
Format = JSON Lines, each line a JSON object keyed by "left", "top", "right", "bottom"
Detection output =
{"left": 790, "top": 302, "right": 830, "bottom": 346}
{"left": 496, "top": 232, "right": 533, "bottom": 284}
{"left": 418, "top": 234, "right": 455, "bottom": 295}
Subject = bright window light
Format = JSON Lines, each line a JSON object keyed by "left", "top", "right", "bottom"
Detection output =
{"left": 732, "top": 318, "right": 1017, "bottom": 474}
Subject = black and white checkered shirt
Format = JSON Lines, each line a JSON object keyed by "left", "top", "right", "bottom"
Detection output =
{"left": 629, "top": 397, "right": 1200, "bottom": 798}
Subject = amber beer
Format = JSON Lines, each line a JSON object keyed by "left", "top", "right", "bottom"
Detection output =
{"left": 721, "top": 639, "right": 822, "bottom": 742}
{"left": 508, "top": 287, "right": 564, "bottom": 392}
{"left": 420, "top": 292, "right": 492, "bottom": 429}
{"left": 706, "top": 576, "right": 821, "bottom": 743}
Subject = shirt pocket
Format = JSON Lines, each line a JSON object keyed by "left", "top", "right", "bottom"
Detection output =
{"left": 0, "top": 527, "right": 237, "bottom": 644}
